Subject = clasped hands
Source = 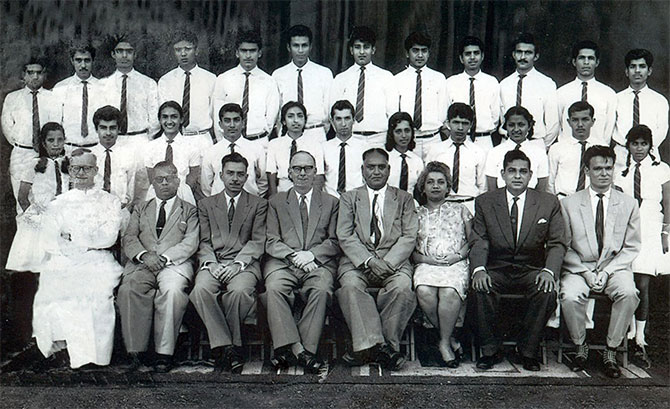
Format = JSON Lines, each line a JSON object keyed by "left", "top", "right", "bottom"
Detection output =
{"left": 207, "top": 261, "right": 243, "bottom": 283}
{"left": 583, "top": 270, "right": 609, "bottom": 293}
{"left": 140, "top": 251, "right": 167, "bottom": 273}
{"left": 472, "top": 269, "right": 555, "bottom": 293}
{"left": 367, "top": 257, "right": 395, "bottom": 282}
{"left": 290, "top": 251, "right": 318, "bottom": 273}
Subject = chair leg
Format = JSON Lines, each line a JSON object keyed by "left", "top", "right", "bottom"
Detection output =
{"left": 557, "top": 328, "right": 563, "bottom": 364}
{"left": 409, "top": 324, "right": 416, "bottom": 361}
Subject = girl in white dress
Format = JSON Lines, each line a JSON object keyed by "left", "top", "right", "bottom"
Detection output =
{"left": 617, "top": 124, "right": 670, "bottom": 367}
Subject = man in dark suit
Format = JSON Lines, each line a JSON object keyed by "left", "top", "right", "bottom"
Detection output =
{"left": 262, "top": 151, "right": 340, "bottom": 373}
{"left": 336, "top": 148, "right": 418, "bottom": 371}
{"left": 118, "top": 161, "right": 199, "bottom": 372}
{"left": 470, "top": 149, "right": 566, "bottom": 371}
{"left": 189, "top": 152, "right": 267, "bottom": 373}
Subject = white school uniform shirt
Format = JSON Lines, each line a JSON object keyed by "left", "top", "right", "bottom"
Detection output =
{"left": 547, "top": 137, "right": 595, "bottom": 196}
{"left": 395, "top": 66, "right": 448, "bottom": 134}
{"left": 266, "top": 135, "right": 325, "bottom": 192}
{"left": 613, "top": 85, "right": 669, "bottom": 148}
{"left": 200, "top": 136, "right": 267, "bottom": 197}
{"left": 322, "top": 136, "right": 369, "bottom": 198}
{"left": 1, "top": 87, "right": 58, "bottom": 147}
{"left": 485, "top": 138, "right": 549, "bottom": 189}
{"left": 272, "top": 60, "right": 333, "bottom": 128}
{"left": 387, "top": 148, "right": 423, "bottom": 193}
{"left": 212, "top": 65, "right": 280, "bottom": 137}
{"left": 557, "top": 77, "right": 617, "bottom": 146}
{"left": 52, "top": 75, "right": 109, "bottom": 145}
{"left": 425, "top": 138, "right": 487, "bottom": 197}
{"left": 90, "top": 143, "right": 136, "bottom": 206}
{"left": 158, "top": 65, "right": 217, "bottom": 133}
{"left": 446, "top": 70, "right": 500, "bottom": 133}
{"left": 329, "top": 63, "right": 397, "bottom": 132}
{"left": 100, "top": 69, "right": 159, "bottom": 135}
{"left": 499, "top": 67, "right": 559, "bottom": 147}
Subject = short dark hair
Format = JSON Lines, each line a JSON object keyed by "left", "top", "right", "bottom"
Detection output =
{"left": 624, "top": 48, "right": 654, "bottom": 68}
{"left": 287, "top": 25, "right": 312, "bottom": 44}
{"left": 236, "top": 30, "right": 262, "bottom": 49}
{"left": 385, "top": 112, "right": 416, "bottom": 151}
{"left": 152, "top": 160, "right": 178, "bottom": 175}
{"left": 362, "top": 147, "right": 389, "bottom": 162}
{"left": 404, "top": 31, "right": 431, "bottom": 51}
{"left": 111, "top": 33, "right": 133, "bottom": 48}
{"left": 24, "top": 55, "right": 48, "bottom": 72}
{"left": 330, "top": 100, "right": 355, "bottom": 118}
{"left": 173, "top": 30, "right": 198, "bottom": 47}
{"left": 158, "top": 100, "right": 183, "bottom": 120}
{"left": 459, "top": 36, "right": 484, "bottom": 55}
{"left": 69, "top": 43, "right": 96, "bottom": 60}
{"left": 219, "top": 103, "right": 244, "bottom": 120}
{"left": 567, "top": 101, "right": 594, "bottom": 119}
{"left": 447, "top": 102, "right": 474, "bottom": 122}
{"left": 583, "top": 145, "right": 616, "bottom": 169}
{"left": 348, "top": 26, "right": 376, "bottom": 48}
{"left": 413, "top": 161, "right": 452, "bottom": 205}
{"left": 502, "top": 149, "right": 531, "bottom": 170}
{"left": 512, "top": 33, "right": 538, "bottom": 53}
{"left": 221, "top": 152, "right": 249, "bottom": 171}
{"left": 571, "top": 40, "right": 600, "bottom": 60}
{"left": 503, "top": 106, "right": 535, "bottom": 139}
{"left": 93, "top": 105, "right": 122, "bottom": 129}
{"left": 280, "top": 101, "right": 307, "bottom": 136}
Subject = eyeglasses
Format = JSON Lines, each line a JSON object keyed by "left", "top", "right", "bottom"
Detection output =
{"left": 69, "top": 165, "right": 96, "bottom": 173}
{"left": 290, "top": 165, "right": 315, "bottom": 174}
{"left": 153, "top": 175, "right": 178, "bottom": 183}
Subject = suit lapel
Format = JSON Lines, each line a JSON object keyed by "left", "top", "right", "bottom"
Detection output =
{"left": 161, "top": 198, "right": 183, "bottom": 236}
{"left": 147, "top": 199, "right": 159, "bottom": 241}
{"left": 601, "top": 190, "right": 620, "bottom": 261}
{"left": 287, "top": 189, "right": 304, "bottom": 249}
{"left": 493, "top": 190, "right": 515, "bottom": 250}
{"left": 306, "top": 189, "right": 323, "bottom": 246}
{"left": 517, "top": 190, "right": 539, "bottom": 247}
{"left": 229, "top": 190, "right": 248, "bottom": 240}
{"left": 213, "top": 192, "right": 231, "bottom": 242}
{"left": 382, "top": 187, "right": 399, "bottom": 245}
{"left": 355, "top": 188, "right": 372, "bottom": 243}
{"left": 578, "top": 191, "right": 599, "bottom": 258}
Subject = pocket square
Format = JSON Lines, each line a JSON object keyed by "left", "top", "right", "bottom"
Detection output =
{"left": 537, "top": 218, "right": 548, "bottom": 224}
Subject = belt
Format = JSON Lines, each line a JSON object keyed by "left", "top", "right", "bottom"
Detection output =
{"left": 13, "top": 143, "right": 33, "bottom": 150}
{"left": 304, "top": 123, "right": 325, "bottom": 130}
{"left": 557, "top": 192, "right": 568, "bottom": 197}
{"left": 66, "top": 141, "right": 98, "bottom": 148}
{"left": 446, "top": 196, "right": 475, "bottom": 203}
{"left": 353, "top": 131, "right": 378, "bottom": 136}
{"left": 244, "top": 131, "right": 268, "bottom": 141}
{"left": 121, "top": 128, "right": 148, "bottom": 136}
{"left": 183, "top": 128, "right": 212, "bottom": 136}
{"left": 473, "top": 131, "right": 494, "bottom": 137}
{"left": 416, "top": 129, "right": 442, "bottom": 139}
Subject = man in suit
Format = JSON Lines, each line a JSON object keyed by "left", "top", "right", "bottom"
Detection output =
{"left": 336, "top": 148, "right": 418, "bottom": 370}
{"left": 471, "top": 149, "right": 566, "bottom": 371}
{"left": 118, "top": 161, "right": 199, "bottom": 372}
{"left": 189, "top": 152, "right": 267, "bottom": 373}
{"left": 262, "top": 151, "right": 340, "bottom": 372}
{"left": 560, "top": 145, "right": 640, "bottom": 378}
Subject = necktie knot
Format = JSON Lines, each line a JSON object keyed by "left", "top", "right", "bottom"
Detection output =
{"left": 400, "top": 153, "right": 406, "bottom": 159}
{"left": 454, "top": 142, "right": 463, "bottom": 147}
{"left": 82, "top": 80, "right": 88, "bottom": 85}
{"left": 469, "top": 77, "right": 475, "bottom": 83}
{"left": 360, "top": 66, "right": 366, "bottom": 72}
{"left": 518, "top": 73, "right": 527, "bottom": 79}
{"left": 582, "top": 81, "right": 588, "bottom": 86}
{"left": 340, "top": 142, "right": 347, "bottom": 148}
{"left": 633, "top": 90, "right": 639, "bottom": 95}
{"left": 300, "top": 194, "right": 306, "bottom": 203}
{"left": 185, "top": 71, "right": 191, "bottom": 76}
{"left": 416, "top": 69, "right": 421, "bottom": 75}
{"left": 31, "top": 90, "right": 38, "bottom": 95}
{"left": 105, "top": 148, "right": 111, "bottom": 152}
{"left": 297, "top": 68, "right": 302, "bottom": 73}
{"left": 512, "top": 196, "right": 519, "bottom": 204}
{"left": 122, "top": 74, "right": 128, "bottom": 79}
{"left": 230, "top": 197, "right": 235, "bottom": 207}
{"left": 635, "top": 163, "right": 640, "bottom": 169}
{"left": 596, "top": 193, "right": 604, "bottom": 199}
{"left": 244, "top": 71, "right": 251, "bottom": 78}
{"left": 166, "top": 139, "right": 174, "bottom": 145}
{"left": 579, "top": 141, "right": 587, "bottom": 146}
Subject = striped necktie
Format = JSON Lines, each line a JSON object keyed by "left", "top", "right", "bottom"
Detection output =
{"left": 31, "top": 90, "right": 40, "bottom": 150}
{"left": 355, "top": 66, "right": 365, "bottom": 122}
{"left": 297, "top": 68, "right": 304, "bottom": 105}
{"left": 81, "top": 81, "right": 89, "bottom": 137}
{"left": 182, "top": 71, "right": 191, "bottom": 128}
{"left": 242, "top": 72, "right": 250, "bottom": 135}
{"left": 581, "top": 81, "right": 588, "bottom": 102}
{"left": 632, "top": 90, "right": 640, "bottom": 127}
{"left": 414, "top": 69, "right": 422, "bottom": 129}
{"left": 469, "top": 77, "right": 477, "bottom": 138}
{"left": 516, "top": 74, "right": 526, "bottom": 106}
{"left": 120, "top": 74, "right": 128, "bottom": 134}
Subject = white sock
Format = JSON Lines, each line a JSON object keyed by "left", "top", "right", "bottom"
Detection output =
{"left": 635, "top": 320, "right": 647, "bottom": 346}
{"left": 627, "top": 318, "right": 636, "bottom": 339}
{"left": 291, "top": 342, "right": 305, "bottom": 357}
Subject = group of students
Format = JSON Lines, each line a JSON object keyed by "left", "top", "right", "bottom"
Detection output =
{"left": 2, "top": 24, "right": 668, "bottom": 378}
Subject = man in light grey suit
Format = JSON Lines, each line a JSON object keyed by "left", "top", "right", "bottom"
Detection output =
{"left": 189, "top": 152, "right": 267, "bottom": 373}
{"left": 118, "top": 161, "right": 199, "bottom": 372}
{"left": 336, "top": 148, "right": 418, "bottom": 370}
{"left": 560, "top": 145, "right": 640, "bottom": 378}
{"left": 262, "top": 151, "right": 340, "bottom": 373}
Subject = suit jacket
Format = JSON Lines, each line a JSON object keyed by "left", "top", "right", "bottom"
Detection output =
{"left": 560, "top": 188, "right": 641, "bottom": 276}
{"left": 197, "top": 189, "right": 267, "bottom": 279}
{"left": 265, "top": 188, "right": 340, "bottom": 277}
{"left": 122, "top": 197, "right": 199, "bottom": 279}
{"left": 336, "top": 185, "right": 418, "bottom": 278}
{"left": 470, "top": 188, "right": 567, "bottom": 275}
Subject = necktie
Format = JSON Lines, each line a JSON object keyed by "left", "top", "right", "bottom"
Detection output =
{"left": 355, "top": 66, "right": 365, "bottom": 122}
{"left": 229, "top": 142, "right": 235, "bottom": 154}
{"left": 516, "top": 74, "right": 526, "bottom": 106}
{"left": 633, "top": 90, "right": 640, "bottom": 127}
{"left": 242, "top": 72, "right": 250, "bottom": 135}
{"left": 414, "top": 69, "right": 422, "bottom": 129}
{"left": 228, "top": 197, "right": 235, "bottom": 228}
{"left": 634, "top": 163, "right": 642, "bottom": 205}
{"left": 31, "top": 90, "right": 40, "bottom": 150}
{"left": 297, "top": 68, "right": 304, "bottom": 105}
{"left": 156, "top": 200, "right": 167, "bottom": 237}
{"left": 469, "top": 77, "right": 477, "bottom": 138}
{"left": 165, "top": 139, "right": 174, "bottom": 163}
{"left": 103, "top": 148, "right": 112, "bottom": 192}
{"left": 120, "top": 74, "right": 128, "bottom": 134}
{"left": 581, "top": 81, "right": 588, "bottom": 102}
{"left": 370, "top": 193, "right": 382, "bottom": 247}
{"left": 81, "top": 81, "right": 89, "bottom": 137}
{"left": 399, "top": 153, "right": 409, "bottom": 191}
{"left": 290, "top": 139, "right": 297, "bottom": 159}
{"left": 182, "top": 71, "right": 191, "bottom": 128}
{"left": 577, "top": 141, "right": 587, "bottom": 191}
{"left": 452, "top": 143, "right": 461, "bottom": 193}
{"left": 337, "top": 142, "right": 346, "bottom": 193}
{"left": 514, "top": 143, "right": 522, "bottom": 151}
{"left": 595, "top": 193, "right": 604, "bottom": 255}
{"left": 54, "top": 159, "right": 62, "bottom": 196}
{"left": 510, "top": 196, "right": 519, "bottom": 247}
{"left": 299, "top": 194, "right": 309, "bottom": 249}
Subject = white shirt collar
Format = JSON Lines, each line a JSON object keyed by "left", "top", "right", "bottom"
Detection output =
{"left": 589, "top": 186, "right": 611, "bottom": 200}
{"left": 290, "top": 60, "right": 311, "bottom": 70}
{"left": 223, "top": 190, "right": 242, "bottom": 207}
{"left": 366, "top": 183, "right": 388, "bottom": 198}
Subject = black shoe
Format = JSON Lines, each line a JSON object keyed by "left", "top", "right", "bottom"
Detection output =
{"left": 631, "top": 342, "right": 652, "bottom": 369}
{"left": 123, "top": 352, "right": 144, "bottom": 372}
{"left": 77, "top": 363, "right": 104, "bottom": 371}
{"left": 271, "top": 346, "right": 297, "bottom": 370}
{"left": 375, "top": 344, "right": 406, "bottom": 371}
{"left": 212, "top": 346, "right": 232, "bottom": 371}
{"left": 572, "top": 344, "right": 589, "bottom": 372}
{"left": 297, "top": 351, "right": 322, "bottom": 374}
{"left": 229, "top": 346, "right": 245, "bottom": 374}
{"left": 153, "top": 354, "right": 173, "bottom": 373}
{"left": 476, "top": 354, "right": 499, "bottom": 370}
{"left": 602, "top": 349, "right": 621, "bottom": 379}
{"left": 341, "top": 348, "right": 371, "bottom": 366}
{"left": 522, "top": 356, "right": 541, "bottom": 371}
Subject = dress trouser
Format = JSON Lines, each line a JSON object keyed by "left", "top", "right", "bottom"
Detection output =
{"left": 474, "top": 268, "right": 557, "bottom": 359}
{"left": 260, "top": 266, "right": 333, "bottom": 354}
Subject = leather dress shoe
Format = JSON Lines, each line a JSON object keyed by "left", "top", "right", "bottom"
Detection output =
{"left": 297, "top": 351, "right": 322, "bottom": 374}
{"left": 212, "top": 346, "right": 231, "bottom": 371}
{"left": 229, "top": 346, "right": 245, "bottom": 374}
{"left": 476, "top": 354, "right": 499, "bottom": 370}
{"left": 341, "top": 348, "right": 371, "bottom": 366}
{"left": 522, "top": 356, "right": 541, "bottom": 371}
{"left": 153, "top": 354, "right": 173, "bottom": 373}
{"left": 572, "top": 344, "right": 589, "bottom": 372}
{"left": 271, "top": 346, "right": 297, "bottom": 369}
{"left": 375, "top": 344, "right": 406, "bottom": 371}
{"left": 602, "top": 348, "right": 621, "bottom": 379}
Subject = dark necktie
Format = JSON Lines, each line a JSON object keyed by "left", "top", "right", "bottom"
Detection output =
{"left": 371, "top": 193, "right": 381, "bottom": 247}
{"left": 516, "top": 74, "right": 526, "bottom": 106}
{"left": 297, "top": 68, "right": 304, "bottom": 105}
{"left": 165, "top": 139, "right": 174, "bottom": 163}
{"left": 577, "top": 141, "right": 587, "bottom": 191}
{"left": 595, "top": 193, "right": 604, "bottom": 254}
{"left": 634, "top": 163, "right": 642, "bottom": 205}
{"left": 31, "top": 90, "right": 40, "bottom": 150}
{"left": 300, "top": 194, "right": 309, "bottom": 249}
{"left": 469, "top": 77, "right": 477, "bottom": 138}
{"left": 633, "top": 90, "right": 640, "bottom": 127}
{"left": 581, "top": 81, "right": 588, "bottom": 102}
{"left": 228, "top": 197, "right": 235, "bottom": 228}
{"left": 399, "top": 153, "right": 408, "bottom": 191}
{"left": 81, "top": 81, "right": 89, "bottom": 137}
{"left": 355, "top": 66, "right": 365, "bottom": 122}
{"left": 337, "top": 142, "right": 346, "bottom": 193}
{"left": 510, "top": 196, "right": 519, "bottom": 247}
{"left": 120, "top": 74, "right": 128, "bottom": 134}
{"left": 54, "top": 159, "right": 62, "bottom": 196}
{"left": 452, "top": 143, "right": 461, "bottom": 193}
{"left": 182, "top": 71, "right": 191, "bottom": 128}
{"left": 514, "top": 143, "right": 522, "bottom": 151}
{"left": 414, "top": 69, "right": 422, "bottom": 129}
{"left": 242, "top": 71, "right": 250, "bottom": 135}
{"left": 156, "top": 200, "right": 167, "bottom": 237}
{"left": 229, "top": 142, "right": 235, "bottom": 154}
{"left": 290, "top": 139, "right": 297, "bottom": 159}
{"left": 103, "top": 148, "right": 112, "bottom": 192}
